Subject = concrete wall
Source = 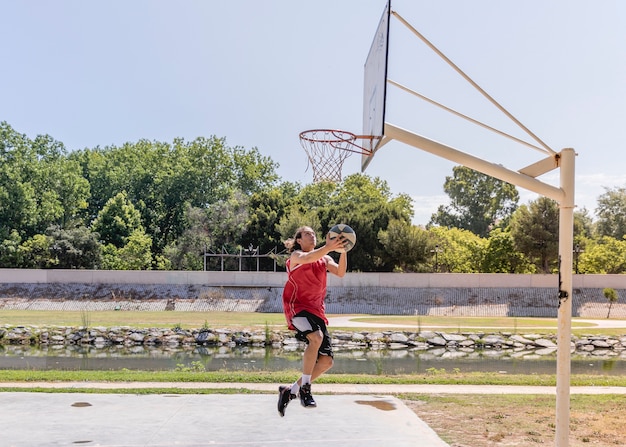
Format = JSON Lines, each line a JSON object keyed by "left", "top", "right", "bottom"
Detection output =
{"left": 2, "top": 269, "right": 625, "bottom": 318}
{"left": 1, "top": 269, "right": 624, "bottom": 289}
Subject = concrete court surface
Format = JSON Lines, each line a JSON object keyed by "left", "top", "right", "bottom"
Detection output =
{"left": 0, "top": 392, "right": 450, "bottom": 447}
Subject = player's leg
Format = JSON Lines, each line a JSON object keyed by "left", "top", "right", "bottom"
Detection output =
{"left": 277, "top": 312, "right": 320, "bottom": 415}
{"left": 294, "top": 313, "right": 328, "bottom": 408}
{"left": 310, "top": 325, "right": 334, "bottom": 381}
{"left": 302, "top": 329, "right": 323, "bottom": 376}
{"left": 311, "top": 354, "right": 333, "bottom": 380}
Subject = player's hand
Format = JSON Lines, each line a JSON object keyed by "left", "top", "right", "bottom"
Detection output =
{"left": 325, "top": 232, "right": 345, "bottom": 252}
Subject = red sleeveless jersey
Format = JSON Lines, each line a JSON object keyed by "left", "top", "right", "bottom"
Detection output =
{"left": 282, "top": 257, "right": 329, "bottom": 330}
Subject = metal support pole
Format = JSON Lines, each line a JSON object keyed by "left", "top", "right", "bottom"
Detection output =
{"left": 384, "top": 124, "right": 564, "bottom": 202}
{"left": 555, "top": 148, "right": 576, "bottom": 447}
{"left": 379, "top": 125, "right": 575, "bottom": 447}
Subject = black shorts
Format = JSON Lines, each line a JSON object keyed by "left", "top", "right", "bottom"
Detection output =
{"left": 291, "top": 310, "right": 334, "bottom": 358}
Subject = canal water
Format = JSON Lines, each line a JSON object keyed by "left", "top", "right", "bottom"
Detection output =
{"left": 1, "top": 345, "right": 625, "bottom": 376}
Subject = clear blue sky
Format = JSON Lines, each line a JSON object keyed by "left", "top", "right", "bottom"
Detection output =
{"left": 2, "top": 0, "right": 625, "bottom": 225}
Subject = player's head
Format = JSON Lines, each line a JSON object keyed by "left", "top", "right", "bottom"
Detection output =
{"left": 285, "top": 226, "right": 316, "bottom": 252}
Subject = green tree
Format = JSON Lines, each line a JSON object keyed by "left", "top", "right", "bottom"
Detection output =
{"left": 324, "top": 174, "right": 413, "bottom": 272}
{"left": 482, "top": 228, "right": 534, "bottom": 273}
{"left": 0, "top": 123, "right": 90, "bottom": 239}
{"left": 28, "top": 134, "right": 90, "bottom": 229}
{"left": 163, "top": 188, "right": 253, "bottom": 268}
{"left": 574, "top": 207, "right": 594, "bottom": 241}
{"left": 164, "top": 205, "right": 214, "bottom": 271}
{"left": 117, "top": 230, "right": 153, "bottom": 270}
{"left": 509, "top": 197, "right": 559, "bottom": 273}
{"left": 205, "top": 190, "right": 250, "bottom": 252}
{"left": 91, "top": 192, "right": 143, "bottom": 248}
{"left": 578, "top": 236, "right": 626, "bottom": 274}
{"left": 100, "top": 230, "right": 153, "bottom": 270}
{"left": 72, "top": 136, "right": 279, "bottom": 253}
{"left": 47, "top": 225, "right": 102, "bottom": 269}
{"left": 275, "top": 208, "right": 322, "bottom": 249}
{"left": 272, "top": 174, "right": 413, "bottom": 272}
{"left": 429, "top": 166, "right": 519, "bottom": 237}
{"left": 0, "top": 230, "right": 24, "bottom": 267}
{"left": 244, "top": 182, "right": 300, "bottom": 255}
{"left": 18, "top": 234, "right": 56, "bottom": 269}
{"left": 1, "top": 122, "right": 41, "bottom": 239}
{"left": 428, "top": 226, "right": 486, "bottom": 273}
{"left": 231, "top": 146, "right": 280, "bottom": 194}
{"left": 378, "top": 220, "right": 431, "bottom": 272}
{"left": 297, "top": 181, "right": 339, "bottom": 211}
{"left": 0, "top": 167, "right": 37, "bottom": 240}
{"left": 100, "top": 244, "right": 120, "bottom": 270}
{"left": 595, "top": 186, "right": 626, "bottom": 240}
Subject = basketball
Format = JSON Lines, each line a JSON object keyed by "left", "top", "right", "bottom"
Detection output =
{"left": 328, "top": 224, "right": 357, "bottom": 253}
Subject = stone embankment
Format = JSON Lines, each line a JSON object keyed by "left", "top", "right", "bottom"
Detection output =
{"left": 2, "top": 283, "right": 626, "bottom": 318}
{"left": 2, "top": 325, "right": 625, "bottom": 360}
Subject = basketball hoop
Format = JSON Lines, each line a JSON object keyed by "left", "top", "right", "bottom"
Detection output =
{"left": 299, "top": 129, "right": 375, "bottom": 183}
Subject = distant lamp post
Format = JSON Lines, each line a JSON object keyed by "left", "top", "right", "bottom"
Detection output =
{"left": 430, "top": 244, "right": 443, "bottom": 272}
{"left": 244, "top": 244, "right": 259, "bottom": 271}
{"left": 573, "top": 244, "right": 584, "bottom": 274}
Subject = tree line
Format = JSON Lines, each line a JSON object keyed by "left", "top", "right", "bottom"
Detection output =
{"left": 1, "top": 121, "right": 625, "bottom": 273}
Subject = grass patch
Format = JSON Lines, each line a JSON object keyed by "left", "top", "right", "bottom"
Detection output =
{"left": 350, "top": 315, "right": 567, "bottom": 328}
{"left": 0, "top": 310, "right": 287, "bottom": 329}
{"left": 1, "top": 369, "right": 625, "bottom": 387}
{"left": 2, "top": 311, "right": 625, "bottom": 335}
{"left": 335, "top": 315, "right": 626, "bottom": 336}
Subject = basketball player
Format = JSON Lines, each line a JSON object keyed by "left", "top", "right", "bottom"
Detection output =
{"left": 277, "top": 226, "right": 348, "bottom": 417}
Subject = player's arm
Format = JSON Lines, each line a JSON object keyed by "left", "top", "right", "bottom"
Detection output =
{"left": 326, "top": 251, "right": 347, "bottom": 277}
{"left": 290, "top": 233, "right": 344, "bottom": 266}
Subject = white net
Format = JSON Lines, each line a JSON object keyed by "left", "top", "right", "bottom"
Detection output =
{"left": 299, "top": 130, "right": 357, "bottom": 183}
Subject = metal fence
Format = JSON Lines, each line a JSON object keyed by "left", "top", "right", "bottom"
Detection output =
{"left": 202, "top": 246, "right": 288, "bottom": 272}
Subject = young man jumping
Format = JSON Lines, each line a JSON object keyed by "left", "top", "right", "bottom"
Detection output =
{"left": 277, "top": 225, "right": 347, "bottom": 417}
